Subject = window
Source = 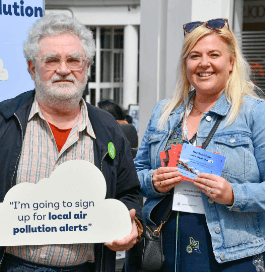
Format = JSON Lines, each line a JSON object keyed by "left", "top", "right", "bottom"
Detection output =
{"left": 86, "top": 26, "right": 124, "bottom": 106}
{"left": 234, "top": 0, "right": 265, "bottom": 95}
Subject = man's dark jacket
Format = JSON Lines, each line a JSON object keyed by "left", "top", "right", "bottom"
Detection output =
{"left": 0, "top": 90, "right": 143, "bottom": 272}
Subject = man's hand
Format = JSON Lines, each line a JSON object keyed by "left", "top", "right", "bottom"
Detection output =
{"left": 105, "top": 209, "right": 138, "bottom": 251}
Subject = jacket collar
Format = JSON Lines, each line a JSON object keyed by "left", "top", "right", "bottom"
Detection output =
{"left": 209, "top": 91, "right": 231, "bottom": 116}
{"left": 171, "top": 89, "right": 231, "bottom": 117}
{"left": 0, "top": 90, "right": 35, "bottom": 119}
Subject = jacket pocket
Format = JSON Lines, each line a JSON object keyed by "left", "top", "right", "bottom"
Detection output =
{"left": 218, "top": 209, "right": 260, "bottom": 248}
{"left": 148, "top": 132, "right": 164, "bottom": 144}
{"left": 214, "top": 134, "right": 251, "bottom": 179}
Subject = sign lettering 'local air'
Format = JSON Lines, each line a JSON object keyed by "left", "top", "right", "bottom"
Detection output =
{"left": 0, "top": 161, "right": 132, "bottom": 246}
{"left": 0, "top": 0, "right": 44, "bottom": 102}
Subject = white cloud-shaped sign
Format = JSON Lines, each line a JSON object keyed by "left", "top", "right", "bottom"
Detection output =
{"left": 0, "top": 58, "right": 8, "bottom": 81}
{"left": 0, "top": 160, "right": 132, "bottom": 246}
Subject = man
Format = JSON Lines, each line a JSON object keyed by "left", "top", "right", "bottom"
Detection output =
{"left": 0, "top": 14, "right": 142, "bottom": 271}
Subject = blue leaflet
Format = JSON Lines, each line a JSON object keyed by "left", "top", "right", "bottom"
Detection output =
{"left": 178, "top": 143, "right": 226, "bottom": 180}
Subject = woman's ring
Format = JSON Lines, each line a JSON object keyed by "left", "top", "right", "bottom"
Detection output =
{"left": 160, "top": 182, "right": 163, "bottom": 187}
{"left": 207, "top": 189, "right": 211, "bottom": 194}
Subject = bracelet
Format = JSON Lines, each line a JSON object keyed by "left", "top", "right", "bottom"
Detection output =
{"left": 134, "top": 217, "right": 143, "bottom": 242}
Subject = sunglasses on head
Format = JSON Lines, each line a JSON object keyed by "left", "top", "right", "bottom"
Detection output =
{"left": 183, "top": 18, "right": 229, "bottom": 36}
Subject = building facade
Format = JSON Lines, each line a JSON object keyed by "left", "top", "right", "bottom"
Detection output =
{"left": 46, "top": 0, "right": 140, "bottom": 110}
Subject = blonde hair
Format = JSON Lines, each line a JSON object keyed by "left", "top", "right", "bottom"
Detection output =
{"left": 158, "top": 24, "right": 257, "bottom": 129}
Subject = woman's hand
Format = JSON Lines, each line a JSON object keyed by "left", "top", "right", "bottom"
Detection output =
{"left": 152, "top": 167, "right": 181, "bottom": 193}
{"left": 194, "top": 173, "right": 234, "bottom": 205}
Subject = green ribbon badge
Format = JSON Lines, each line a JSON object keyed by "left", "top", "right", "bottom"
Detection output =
{"left": 108, "top": 142, "right": 116, "bottom": 159}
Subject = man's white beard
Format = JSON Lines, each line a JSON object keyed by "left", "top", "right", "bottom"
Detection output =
{"left": 35, "top": 70, "right": 88, "bottom": 111}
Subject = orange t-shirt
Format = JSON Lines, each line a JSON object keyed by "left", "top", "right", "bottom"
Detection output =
{"left": 49, "top": 123, "right": 72, "bottom": 153}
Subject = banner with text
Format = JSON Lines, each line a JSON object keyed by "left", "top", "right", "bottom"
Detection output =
{"left": 0, "top": 0, "right": 44, "bottom": 102}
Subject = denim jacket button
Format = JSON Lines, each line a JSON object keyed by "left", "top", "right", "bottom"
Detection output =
{"left": 220, "top": 254, "right": 226, "bottom": 261}
{"left": 206, "top": 116, "right": 212, "bottom": 122}
{"left": 215, "top": 227, "right": 221, "bottom": 234}
{"left": 208, "top": 198, "right": 214, "bottom": 204}
{"left": 230, "top": 138, "right": 236, "bottom": 143}
{"left": 149, "top": 135, "right": 152, "bottom": 141}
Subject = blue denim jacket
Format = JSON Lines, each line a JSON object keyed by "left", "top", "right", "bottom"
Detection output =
{"left": 134, "top": 91, "right": 265, "bottom": 263}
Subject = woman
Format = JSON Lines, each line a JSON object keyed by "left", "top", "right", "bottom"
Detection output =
{"left": 134, "top": 18, "right": 265, "bottom": 271}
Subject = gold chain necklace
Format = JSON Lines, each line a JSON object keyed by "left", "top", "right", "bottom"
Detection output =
{"left": 193, "top": 103, "right": 204, "bottom": 115}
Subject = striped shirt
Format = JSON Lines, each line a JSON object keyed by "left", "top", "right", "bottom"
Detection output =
{"left": 6, "top": 96, "right": 96, "bottom": 266}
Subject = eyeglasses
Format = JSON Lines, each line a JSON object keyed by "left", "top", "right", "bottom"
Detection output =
{"left": 183, "top": 18, "right": 229, "bottom": 36}
{"left": 35, "top": 57, "right": 87, "bottom": 71}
